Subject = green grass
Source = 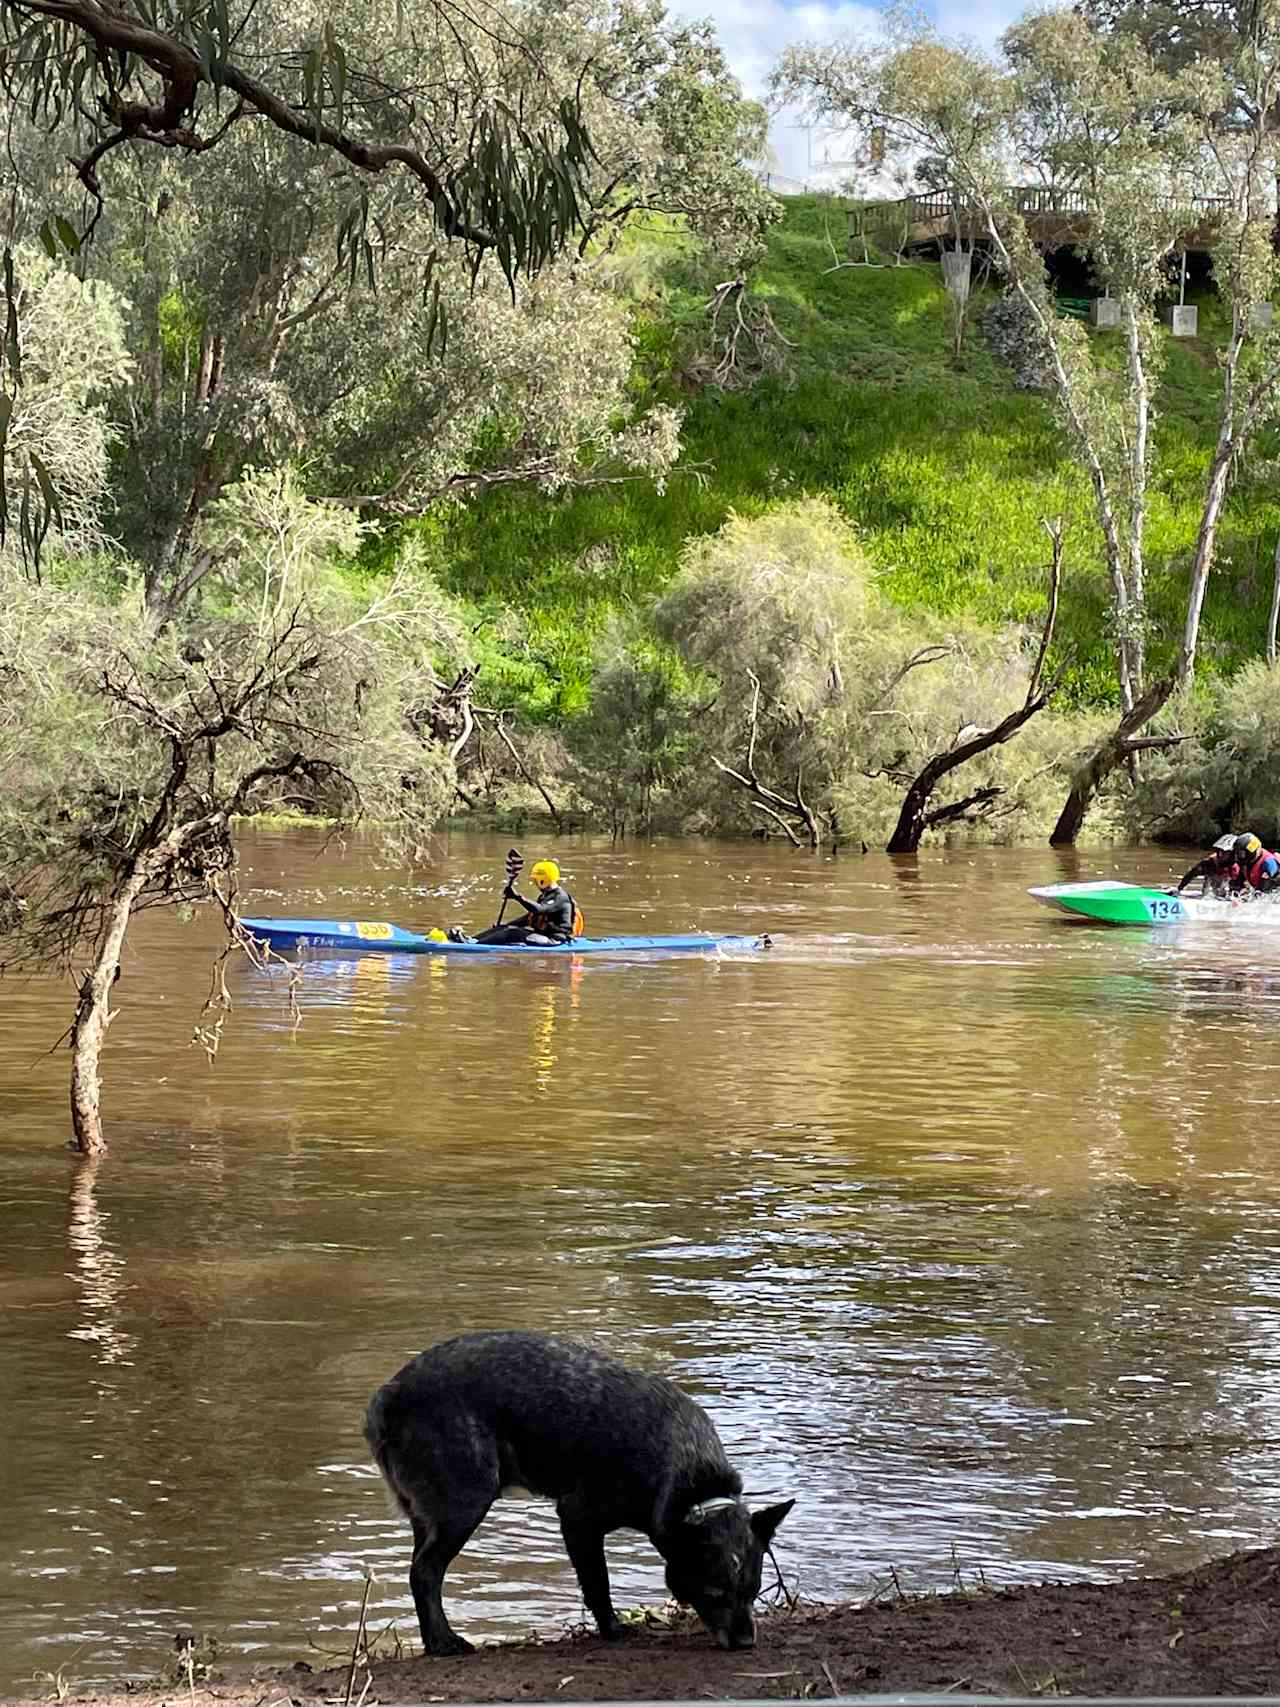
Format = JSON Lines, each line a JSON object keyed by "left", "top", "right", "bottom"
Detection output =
{"left": 396, "top": 194, "right": 1279, "bottom": 721}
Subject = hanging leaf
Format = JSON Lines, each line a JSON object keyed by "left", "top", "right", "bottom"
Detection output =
{"left": 210, "top": 0, "right": 230, "bottom": 84}
{"left": 0, "top": 392, "right": 12, "bottom": 551}
{"left": 29, "top": 450, "right": 64, "bottom": 535}
{"left": 3, "top": 249, "right": 20, "bottom": 394}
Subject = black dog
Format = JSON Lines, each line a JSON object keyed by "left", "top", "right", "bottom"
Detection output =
{"left": 364, "top": 1330, "right": 794, "bottom": 1655}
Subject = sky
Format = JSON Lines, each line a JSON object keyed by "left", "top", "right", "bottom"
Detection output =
{"left": 669, "top": 0, "right": 1030, "bottom": 182}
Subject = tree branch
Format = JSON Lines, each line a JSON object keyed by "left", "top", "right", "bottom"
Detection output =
{"left": 8, "top": 0, "right": 586, "bottom": 254}
{"left": 886, "top": 528, "right": 1066, "bottom": 854}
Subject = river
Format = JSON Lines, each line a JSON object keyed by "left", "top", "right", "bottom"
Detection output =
{"left": 3, "top": 829, "right": 1280, "bottom": 1692}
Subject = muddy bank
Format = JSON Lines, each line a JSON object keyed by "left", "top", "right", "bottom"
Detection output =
{"left": 11, "top": 1544, "right": 1280, "bottom": 1706}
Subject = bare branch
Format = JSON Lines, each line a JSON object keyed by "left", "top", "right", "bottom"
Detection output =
{"left": 886, "top": 530, "right": 1066, "bottom": 854}
{"left": 712, "top": 672, "right": 822, "bottom": 847}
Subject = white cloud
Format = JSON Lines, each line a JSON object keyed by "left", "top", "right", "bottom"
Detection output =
{"left": 667, "top": 0, "right": 882, "bottom": 180}
{"left": 667, "top": 0, "right": 1031, "bottom": 182}
{"left": 683, "top": 0, "right": 880, "bottom": 95}
{"left": 933, "top": 0, "right": 1028, "bottom": 45}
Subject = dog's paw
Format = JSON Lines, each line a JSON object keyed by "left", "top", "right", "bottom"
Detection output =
{"left": 598, "top": 1617, "right": 629, "bottom": 1642}
{"left": 427, "top": 1633, "right": 475, "bottom": 1657}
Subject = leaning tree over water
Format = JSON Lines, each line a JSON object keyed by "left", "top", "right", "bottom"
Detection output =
{"left": 0, "top": 474, "right": 466, "bottom": 1155}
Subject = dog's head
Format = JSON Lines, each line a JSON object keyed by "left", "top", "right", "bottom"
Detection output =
{"left": 663, "top": 1497, "right": 794, "bottom": 1650}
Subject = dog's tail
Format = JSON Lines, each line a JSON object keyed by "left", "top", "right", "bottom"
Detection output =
{"left": 364, "top": 1377, "right": 422, "bottom": 1521}
{"left": 363, "top": 1380, "right": 397, "bottom": 1478}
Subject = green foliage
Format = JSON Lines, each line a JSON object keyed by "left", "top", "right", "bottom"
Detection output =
{"left": 1123, "top": 664, "right": 1280, "bottom": 844}
{"left": 0, "top": 246, "right": 131, "bottom": 564}
{"left": 561, "top": 499, "right": 1104, "bottom": 844}
{"left": 0, "top": 0, "right": 773, "bottom": 614}
{"left": 0, "top": 483, "right": 468, "bottom": 968}
{"left": 403, "top": 167, "right": 1280, "bottom": 758}
{"left": 564, "top": 625, "right": 700, "bottom": 834}
{"left": 658, "top": 499, "right": 868, "bottom": 701}
{"left": 413, "top": 197, "right": 1267, "bottom": 726}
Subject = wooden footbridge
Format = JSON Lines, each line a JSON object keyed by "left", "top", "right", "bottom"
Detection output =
{"left": 854, "top": 186, "right": 1229, "bottom": 257}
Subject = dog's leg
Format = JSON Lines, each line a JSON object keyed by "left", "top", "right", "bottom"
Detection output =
{"left": 558, "top": 1504, "right": 624, "bottom": 1640}
{"left": 378, "top": 1398, "right": 501, "bottom": 1658}
{"left": 408, "top": 1502, "right": 491, "bottom": 1657}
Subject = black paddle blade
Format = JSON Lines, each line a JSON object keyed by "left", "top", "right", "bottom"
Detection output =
{"left": 495, "top": 847, "right": 523, "bottom": 928}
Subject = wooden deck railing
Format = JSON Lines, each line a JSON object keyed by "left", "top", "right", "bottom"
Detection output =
{"left": 854, "top": 186, "right": 1230, "bottom": 237}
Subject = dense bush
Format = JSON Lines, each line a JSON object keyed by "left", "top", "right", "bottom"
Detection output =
{"left": 1122, "top": 664, "right": 1280, "bottom": 846}
{"left": 565, "top": 498, "right": 1115, "bottom": 845}
{"left": 564, "top": 628, "right": 704, "bottom": 836}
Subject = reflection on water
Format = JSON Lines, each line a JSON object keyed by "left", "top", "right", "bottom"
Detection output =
{"left": 67, "top": 1161, "right": 135, "bottom": 1368}
{"left": 3, "top": 831, "right": 1280, "bottom": 1688}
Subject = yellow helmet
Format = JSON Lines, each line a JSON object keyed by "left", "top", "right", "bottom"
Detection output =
{"left": 531, "top": 859, "right": 560, "bottom": 888}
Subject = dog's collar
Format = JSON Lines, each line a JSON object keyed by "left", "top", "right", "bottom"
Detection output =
{"left": 683, "top": 1496, "right": 743, "bottom": 1525}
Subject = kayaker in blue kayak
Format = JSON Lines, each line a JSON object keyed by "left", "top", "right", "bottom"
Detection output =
{"left": 1175, "top": 834, "right": 1242, "bottom": 896}
{"left": 448, "top": 859, "right": 582, "bottom": 946}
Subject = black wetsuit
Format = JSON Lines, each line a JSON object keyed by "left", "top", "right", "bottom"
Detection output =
{"left": 1176, "top": 854, "right": 1237, "bottom": 895}
{"left": 474, "top": 884, "right": 575, "bottom": 945}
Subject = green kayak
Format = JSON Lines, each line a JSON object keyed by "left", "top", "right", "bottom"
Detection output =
{"left": 1029, "top": 881, "right": 1200, "bottom": 926}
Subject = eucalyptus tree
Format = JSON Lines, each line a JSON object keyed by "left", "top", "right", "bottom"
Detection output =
{"left": 88, "top": 125, "right": 684, "bottom": 623}
{"left": 0, "top": 0, "right": 778, "bottom": 611}
{"left": 775, "top": 5, "right": 1280, "bottom": 842}
{"left": 1086, "top": 0, "right": 1265, "bottom": 90}
{"left": 0, "top": 0, "right": 606, "bottom": 564}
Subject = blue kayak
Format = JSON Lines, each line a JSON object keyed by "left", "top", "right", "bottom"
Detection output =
{"left": 238, "top": 916, "right": 765, "bottom": 956}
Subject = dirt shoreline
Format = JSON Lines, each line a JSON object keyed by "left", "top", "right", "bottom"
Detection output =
{"left": 9, "top": 1543, "right": 1280, "bottom": 1706}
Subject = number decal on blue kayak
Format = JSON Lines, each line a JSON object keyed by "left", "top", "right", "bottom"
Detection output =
{"left": 1147, "top": 897, "right": 1185, "bottom": 921}
{"left": 356, "top": 921, "right": 394, "bottom": 940}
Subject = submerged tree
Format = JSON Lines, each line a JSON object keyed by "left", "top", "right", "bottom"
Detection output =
{"left": 643, "top": 499, "right": 1075, "bottom": 849}
{"left": 775, "top": 3, "right": 1280, "bottom": 842}
{"left": 884, "top": 523, "right": 1066, "bottom": 852}
{"left": 0, "top": 476, "right": 466, "bottom": 1155}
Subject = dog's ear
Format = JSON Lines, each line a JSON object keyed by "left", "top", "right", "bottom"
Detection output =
{"left": 750, "top": 1499, "right": 795, "bottom": 1546}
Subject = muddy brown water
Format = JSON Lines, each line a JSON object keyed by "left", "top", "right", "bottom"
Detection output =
{"left": 4, "top": 829, "right": 1280, "bottom": 1693}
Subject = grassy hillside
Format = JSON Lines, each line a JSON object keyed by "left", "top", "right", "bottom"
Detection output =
{"left": 397, "top": 195, "right": 1280, "bottom": 721}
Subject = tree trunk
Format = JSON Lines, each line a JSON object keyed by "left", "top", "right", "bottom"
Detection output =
{"left": 1269, "top": 531, "right": 1280, "bottom": 668}
{"left": 143, "top": 440, "right": 229, "bottom": 628}
{"left": 887, "top": 526, "right": 1063, "bottom": 854}
{"left": 1049, "top": 674, "right": 1175, "bottom": 847}
{"left": 886, "top": 706, "right": 1046, "bottom": 853}
{"left": 1049, "top": 406, "right": 1240, "bottom": 844}
{"left": 69, "top": 873, "right": 147, "bottom": 1156}
{"left": 1122, "top": 297, "right": 1149, "bottom": 697}
{"left": 887, "top": 780, "right": 1005, "bottom": 853}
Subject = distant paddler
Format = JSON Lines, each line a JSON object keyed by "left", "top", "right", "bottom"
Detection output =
{"left": 447, "top": 857, "right": 583, "bottom": 947}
